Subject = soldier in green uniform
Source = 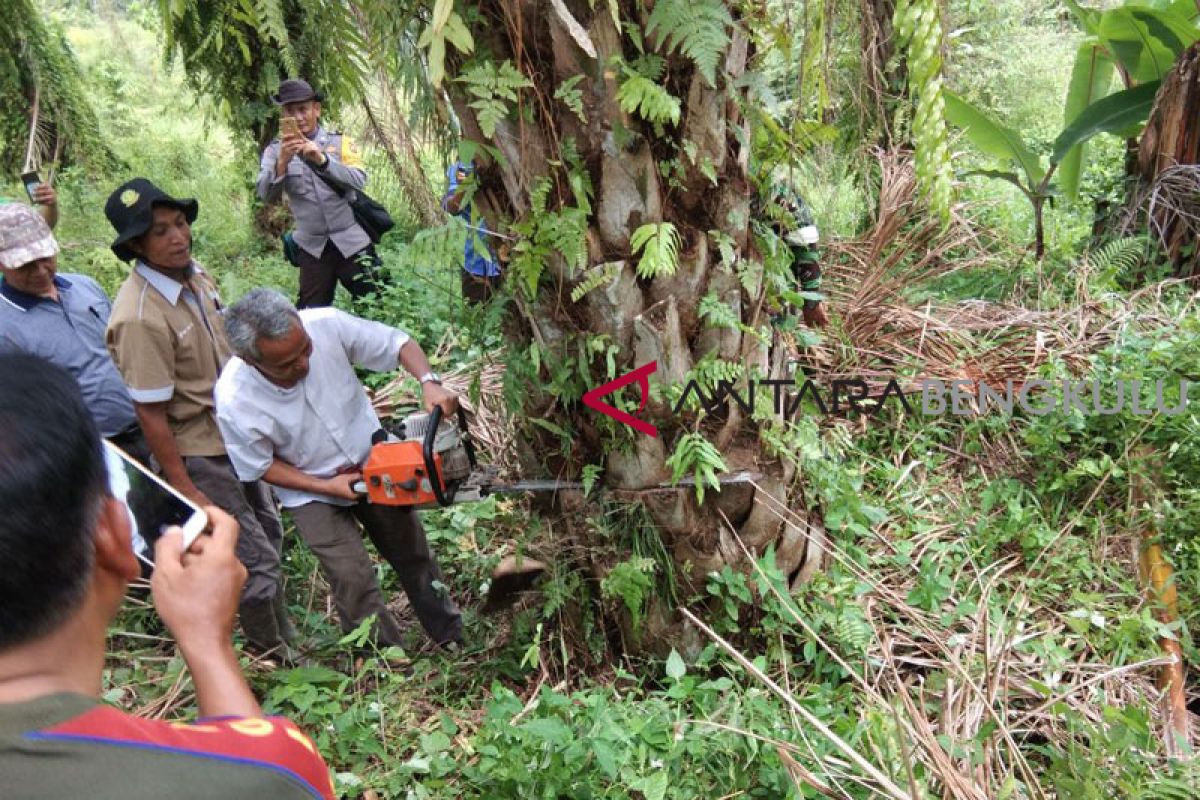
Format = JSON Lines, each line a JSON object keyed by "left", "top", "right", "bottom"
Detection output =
{"left": 755, "top": 175, "right": 829, "bottom": 329}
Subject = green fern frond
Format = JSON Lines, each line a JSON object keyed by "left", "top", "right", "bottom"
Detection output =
{"left": 1088, "top": 236, "right": 1146, "bottom": 275}
{"left": 690, "top": 355, "right": 744, "bottom": 392}
{"left": 665, "top": 432, "right": 728, "bottom": 504}
{"left": 457, "top": 60, "right": 533, "bottom": 137}
{"left": 833, "top": 611, "right": 873, "bottom": 655}
{"left": 509, "top": 239, "right": 546, "bottom": 299}
{"left": 554, "top": 75, "right": 587, "bottom": 123}
{"left": 253, "top": 0, "right": 296, "bottom": 73}
{"left": 529, "top": 176, "right": 554, "bottom": 216}
{"left": 698, "top": 292, "right": 739, "bottom": 330}
{"left": 631, "top": 222, "right": 681, "bottom": 279}
{"left": 570, "top": 262, "right": 623, "bottom": 303}
{"left": 617, "top": 70, "right": 681, "bottom": 126}
{"left": 542, "top": 207, "right": 589, "bottom": 274}
{"left": 646, "top": 0, "right": 732, "bottom": 87}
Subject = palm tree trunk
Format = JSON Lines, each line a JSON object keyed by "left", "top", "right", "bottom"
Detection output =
{"left": 443, "top": 0, "right": 818, "bottom": 651}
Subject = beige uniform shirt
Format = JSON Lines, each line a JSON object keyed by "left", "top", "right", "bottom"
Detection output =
{"left": 106, "top": 262, "right": 231, "bottom": 457}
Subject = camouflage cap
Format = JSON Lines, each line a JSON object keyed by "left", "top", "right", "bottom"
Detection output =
{"left": 0, "top": 203, "right": 57, "bottom": 270}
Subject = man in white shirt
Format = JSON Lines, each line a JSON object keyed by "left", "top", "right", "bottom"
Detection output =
{"left": 214, "top": 289, "right": 463, "bottom": 649}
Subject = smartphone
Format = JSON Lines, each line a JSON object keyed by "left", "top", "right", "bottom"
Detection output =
{"left": 20, "top": 171, "right": 40, "bottom": 201}
{"left": 103, "top": 441, "right": 207, "bottom": 569}
{"left": 280, "top": 116, "right": 301, "bottom": 140}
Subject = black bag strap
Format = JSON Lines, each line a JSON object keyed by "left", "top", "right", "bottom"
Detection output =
{"left": 302, "top": 157, "right": 357, "bottom": 198}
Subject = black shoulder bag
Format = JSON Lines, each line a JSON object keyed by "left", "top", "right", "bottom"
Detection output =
{"left": 303, "top": 159, "right": 395, "bottom": 244}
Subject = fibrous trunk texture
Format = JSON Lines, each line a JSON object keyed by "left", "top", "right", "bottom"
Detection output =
{"left": 445, "top": 0, "right": 823, "bottom": 651}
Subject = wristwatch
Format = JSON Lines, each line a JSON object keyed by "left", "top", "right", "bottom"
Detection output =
{"left": 419, "top": 371, "right": 442, "bottom": 386}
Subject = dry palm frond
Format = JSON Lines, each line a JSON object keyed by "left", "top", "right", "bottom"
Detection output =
{"left": 802, "top": 150, "right": 1122, "bottom": 399}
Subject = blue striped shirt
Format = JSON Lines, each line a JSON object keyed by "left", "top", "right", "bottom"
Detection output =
{"left": 0, "top": 273, "right": 137, "bottom": 436}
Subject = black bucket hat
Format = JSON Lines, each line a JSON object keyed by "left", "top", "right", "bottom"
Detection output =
{"left": 104, "top": 178, "right": 199, "bottom": 262}
{"left": 272, "top": 78, "right": 323, "bottom": 106}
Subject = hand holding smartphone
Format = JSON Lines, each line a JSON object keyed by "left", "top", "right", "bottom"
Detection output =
{"left": 103, "top": 441, "right": 208, "bottom": 570}
{"left": 280, "top": 116, "right": 301, "bottom": 140}
{"left": 21, "top": 171, "right": 41, "bottom": 202}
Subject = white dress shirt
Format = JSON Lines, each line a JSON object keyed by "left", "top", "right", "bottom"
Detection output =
{"left": 215, "top": 307, "right": 409, "bottom": 508}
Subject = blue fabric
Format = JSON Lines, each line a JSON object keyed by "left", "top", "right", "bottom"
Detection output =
{"left": 0, "top": 273, "right": 137, "bottom": 437}
{"left": 442, "top": 162, "right": 500, "bottom": 278}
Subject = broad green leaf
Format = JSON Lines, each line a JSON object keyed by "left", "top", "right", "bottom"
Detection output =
{"left": 520, "top": 716, "right": 573, "bottom": 744}
{"left": 1168, "top": 0, "right": 1200, "bottom": 23}
{"left": 944, "top": 91, "right": 1045, "bottom": 186}
{"left": 665, "top": 648, "right": 686, "bottom": 680}
{"left": 1060, "top": 42, "right": 1116, "bottom": 200}
{"left": 430, "top": 0, "right": 454, "bottom": 33}
{"left": 428, "top": 33, "right": 446, "bottom": 87}
{"left": 1052, "top": 80, "right": 1161, "bottom": 164}
{"left": 1098, "top": 7, "right": 1195, "bottom": 83}
{"left": 443, "top": 12, "right": 475, "bottom": 54}
{"left": 631, "top": 772, "right": 669, "bottom": 800}
{"left": 1064, "top": 0, "right": 1102, "bottom": 35}
{"left": 1130, "top": 6, "right": 1199, "bottom": 55}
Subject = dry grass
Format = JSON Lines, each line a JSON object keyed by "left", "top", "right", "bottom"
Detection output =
{"left": 679, "top": 469, "right": 1200, "bottom": 799}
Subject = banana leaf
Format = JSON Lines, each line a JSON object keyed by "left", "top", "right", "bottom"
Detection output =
{"left": 1060, "top": 42, "right": 1116, "bottom": 200}
{"left": 944, "top": 91, "right": 1045, "bottom": 186}
{"left": 1052, "top": 80, "right": 1161, "bottom": 164}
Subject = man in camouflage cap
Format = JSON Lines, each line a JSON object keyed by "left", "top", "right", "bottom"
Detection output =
{"left": 0, "top": 203, "right": 150, "bottom": 464}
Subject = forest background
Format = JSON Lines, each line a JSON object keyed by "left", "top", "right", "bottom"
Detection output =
{"left": 5, "top": 0, "right": 1200, "bottom": 797}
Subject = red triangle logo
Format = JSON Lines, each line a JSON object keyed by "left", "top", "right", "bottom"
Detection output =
{"left": 582, "top": 361, "right": 658, "bottom": 437}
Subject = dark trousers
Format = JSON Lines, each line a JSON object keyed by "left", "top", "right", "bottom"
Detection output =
{"left": 107, "top": 424, "right": 154, "bottom": 472}
{"left": 461, "top": 270, "right": 501, "bottom": 305}
{"left": 296, "top": 241, "right": 381, "bottom": 309}
{"left": 288, "top": 500, "right": 463, "bottom": 646}
{"left": 185, "top": 455, "right": 284, "bottom": 604}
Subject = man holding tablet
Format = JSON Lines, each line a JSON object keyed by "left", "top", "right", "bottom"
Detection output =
{"left": 0, "top": 355, "right": 335, "bottom": 800}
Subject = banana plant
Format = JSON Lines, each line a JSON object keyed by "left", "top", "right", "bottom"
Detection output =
{"left": 946, "top": 81, "right": 1159, "bottom": 259}
{"left": 1058, "top": 0, "right": 1199, "bottom": 199}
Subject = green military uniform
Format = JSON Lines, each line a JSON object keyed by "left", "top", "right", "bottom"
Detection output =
{"left": 756, "top": 182, "right": 823, "bottom": 313}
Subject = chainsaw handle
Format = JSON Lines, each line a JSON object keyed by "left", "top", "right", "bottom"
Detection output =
{"left": 457, "top": 405, "right": 478, "bottom": 470}
{"left": 423, "top": 404, "right": 477, "bottom": 507}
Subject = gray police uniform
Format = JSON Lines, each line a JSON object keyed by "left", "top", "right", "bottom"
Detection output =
{"left": 256, "top": 126, "right": 378, "bottom": 308}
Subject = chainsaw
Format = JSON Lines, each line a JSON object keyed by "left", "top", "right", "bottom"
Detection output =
{"left": 353, "top": 406, "right": 761, "bottom": 509}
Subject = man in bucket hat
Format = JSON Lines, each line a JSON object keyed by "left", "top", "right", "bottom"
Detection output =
{"left": 0, "top": 203, "right": 149, "bottom": 465}
{"left": 257, "top": 78, "right": 380, "bottom": 309}
{"left": 102, "top": 178, "right": 296, "bottom": 662}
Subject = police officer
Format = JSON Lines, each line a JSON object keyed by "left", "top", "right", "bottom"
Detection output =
{"left": 257, "top": 79, "right": 379, "bottom": 309}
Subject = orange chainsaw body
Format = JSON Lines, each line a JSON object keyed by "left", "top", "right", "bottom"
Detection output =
{"left": 361, "top": 441, "right": 445, "bottom": 507}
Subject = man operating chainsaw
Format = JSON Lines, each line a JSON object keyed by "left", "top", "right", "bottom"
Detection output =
{"left": 215, "top": 288, "right": 463, "bottom": 650}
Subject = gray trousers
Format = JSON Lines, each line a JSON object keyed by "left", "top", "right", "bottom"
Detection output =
{"left": 185, "top": 455, "right": 283, "bottom": 604}
{"left": 288, "top": 500, "right": 462, "bottom": 646}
